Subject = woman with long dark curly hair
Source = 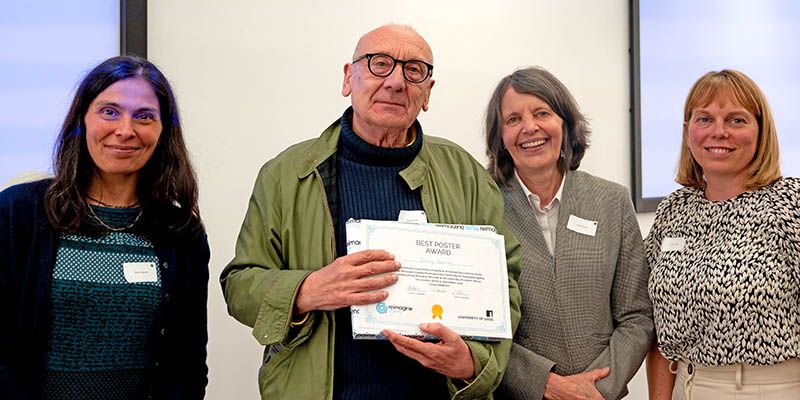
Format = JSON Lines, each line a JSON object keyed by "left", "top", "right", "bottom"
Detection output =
{"left": 0, "top": 55, "right": 209, "bottom": 399}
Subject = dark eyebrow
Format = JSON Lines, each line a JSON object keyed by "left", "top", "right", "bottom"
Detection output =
{"left": 136, "top": 107, "right": 160, "bottom": 114}
{"left": 93, "top": 101, "right": 159, "bottom": 115}
{"left": 93, "top": 100, "right": 120, "bottom": 108}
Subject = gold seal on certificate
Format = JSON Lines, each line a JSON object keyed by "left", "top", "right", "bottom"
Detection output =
{"left": 346, "top": 219, "right": 512, "bottom": 341}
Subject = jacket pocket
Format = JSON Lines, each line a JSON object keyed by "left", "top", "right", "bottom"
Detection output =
{"left": 259, "top": 343, "right": 289, "bottom": 395}
{"left": 263, "top": 343, "right": 286, "bottom": 364}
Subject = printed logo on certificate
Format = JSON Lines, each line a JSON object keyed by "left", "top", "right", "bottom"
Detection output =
{"left": 346, "top": 219, "right": 513, "bottom": 341}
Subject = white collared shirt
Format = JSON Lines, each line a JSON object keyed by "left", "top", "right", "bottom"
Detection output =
{"left": 515, "top": 170, "right": 566, "bottom": 256}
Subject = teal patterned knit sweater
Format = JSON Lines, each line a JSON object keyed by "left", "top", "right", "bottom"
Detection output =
{"left": 41, "top": 206, "right": 161, "bottom": 400}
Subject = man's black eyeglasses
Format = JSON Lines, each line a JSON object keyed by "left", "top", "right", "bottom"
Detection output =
{"left": 352, "top": 53, "right": 433, "bottom": 84}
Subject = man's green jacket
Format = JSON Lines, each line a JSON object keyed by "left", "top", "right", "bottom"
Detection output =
{"left": 220, "top": 119, "right": 521, "bottom": 399}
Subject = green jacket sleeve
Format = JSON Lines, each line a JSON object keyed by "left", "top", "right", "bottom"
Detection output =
{"left": 219, "top": 163, "right": 316, "bottom": 348}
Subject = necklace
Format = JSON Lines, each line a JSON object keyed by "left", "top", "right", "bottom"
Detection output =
{"left": 85, "top": 194, "right": 140, "bottom": 209}
{"left": 86, "top": 204, "right": 143, "bottom": 232}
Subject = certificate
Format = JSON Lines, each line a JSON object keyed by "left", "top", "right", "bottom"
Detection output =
{"left": 346, "top": 219, "right": 512, "bottom": 341}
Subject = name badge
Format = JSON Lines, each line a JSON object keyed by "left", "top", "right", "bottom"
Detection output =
{"left": 660, "top": 237, "right": 686, "bottom": 252}
{"left": 398, "top": 210, "right": 428, "bottom": 224}
{"left": 567, "top": 215, "right": 598, "bottom": 237}
{"left": 123, "top": 262, "right": 158, "bottom": 283}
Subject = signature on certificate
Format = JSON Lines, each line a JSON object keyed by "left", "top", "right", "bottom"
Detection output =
{"left": 406, "top": 284, "right": 425, "bottom": 295}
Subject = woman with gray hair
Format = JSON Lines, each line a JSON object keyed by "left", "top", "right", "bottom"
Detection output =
{"left": 486, "top": 67, "right": 653, "bottom": 400}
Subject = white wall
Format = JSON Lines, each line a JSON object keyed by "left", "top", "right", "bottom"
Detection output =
{"left": 148, "top": 1, "right": 656, "bottom": 398}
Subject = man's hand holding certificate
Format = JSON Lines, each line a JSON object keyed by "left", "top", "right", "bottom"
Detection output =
{"left": 346, "top": 219, "right": 513, "bottom": 341}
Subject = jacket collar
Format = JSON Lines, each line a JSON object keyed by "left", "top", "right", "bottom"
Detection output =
{"left": 503, "top": 170, "right": 578, "bottom": 261}
{"left": 294, "top": 115, "right": 429, "bottom": 190}
{"left": 513, "top": 170, "right": 566, "bottom": 211}
{"left": 398, "top": 151, "right": 428, "bottom": 190}
{"left": 294, "top": 120, "right": 341, "bottom": 179}
{"left": 504, "top": 169, "right": 574, "bottom": 206}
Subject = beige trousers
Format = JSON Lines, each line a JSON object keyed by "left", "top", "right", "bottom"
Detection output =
{"left": 671, "top": 358, "right": 800, "bottom": 400}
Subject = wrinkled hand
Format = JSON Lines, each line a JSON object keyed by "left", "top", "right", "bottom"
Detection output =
{"left": 294, "top": 250, "right": 399, "bottom": 315}
{"left": 382, "top": 323, "right": 474, "bottom": 380}
{"left": 544, "top": 368, "right": 609, "bottom": 400}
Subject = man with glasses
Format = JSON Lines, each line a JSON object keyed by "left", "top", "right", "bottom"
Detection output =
{"left": 221, "top": 24, "right": 520, "bottom": 400}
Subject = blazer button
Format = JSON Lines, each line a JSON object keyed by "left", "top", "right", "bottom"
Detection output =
{"left": 164, "top": 293, "right": 171, "bottom": 301}
{"left": 161, "top": 328, "right": 166, "bottom": 336}
{"left": 161, "top": 261, "right": 169, "bottom": 269}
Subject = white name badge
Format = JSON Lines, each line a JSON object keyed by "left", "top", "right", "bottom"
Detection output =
{"left": 567, "top": 215, "right": 598, "bottom": 237}
{"left": 660, "top": 237, "right": 686, "bottom": 252}
{"left": 398, "top": 210, "right": 428, "bottom": 224}
{"left": 123, "top": 262, "right": 158, "bottom": 283}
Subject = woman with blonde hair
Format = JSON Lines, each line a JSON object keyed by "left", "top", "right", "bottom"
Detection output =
{"left": 646, "top": 69, "right": 800, "bottom": 399}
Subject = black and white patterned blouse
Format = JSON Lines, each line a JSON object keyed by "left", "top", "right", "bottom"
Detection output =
{"left": 645, "top": 177, "right": 800, "bottom": 366}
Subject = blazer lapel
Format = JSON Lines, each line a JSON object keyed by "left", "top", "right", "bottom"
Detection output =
{"left": 553, "top": 170, "right": 577, "bottom": 263}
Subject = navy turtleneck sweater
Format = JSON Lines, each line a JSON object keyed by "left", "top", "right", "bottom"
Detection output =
{"left": 332, "top": 109, "right": 449, "bottom": 399}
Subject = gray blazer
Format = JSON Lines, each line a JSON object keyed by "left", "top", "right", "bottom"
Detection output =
{"left": 497, "top": 170, "right": 654, "bottom": 400}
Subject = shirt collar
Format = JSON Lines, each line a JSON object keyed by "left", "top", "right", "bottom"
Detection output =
{"left": 514, "top": 170, "right": 566, "bottom": 211}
